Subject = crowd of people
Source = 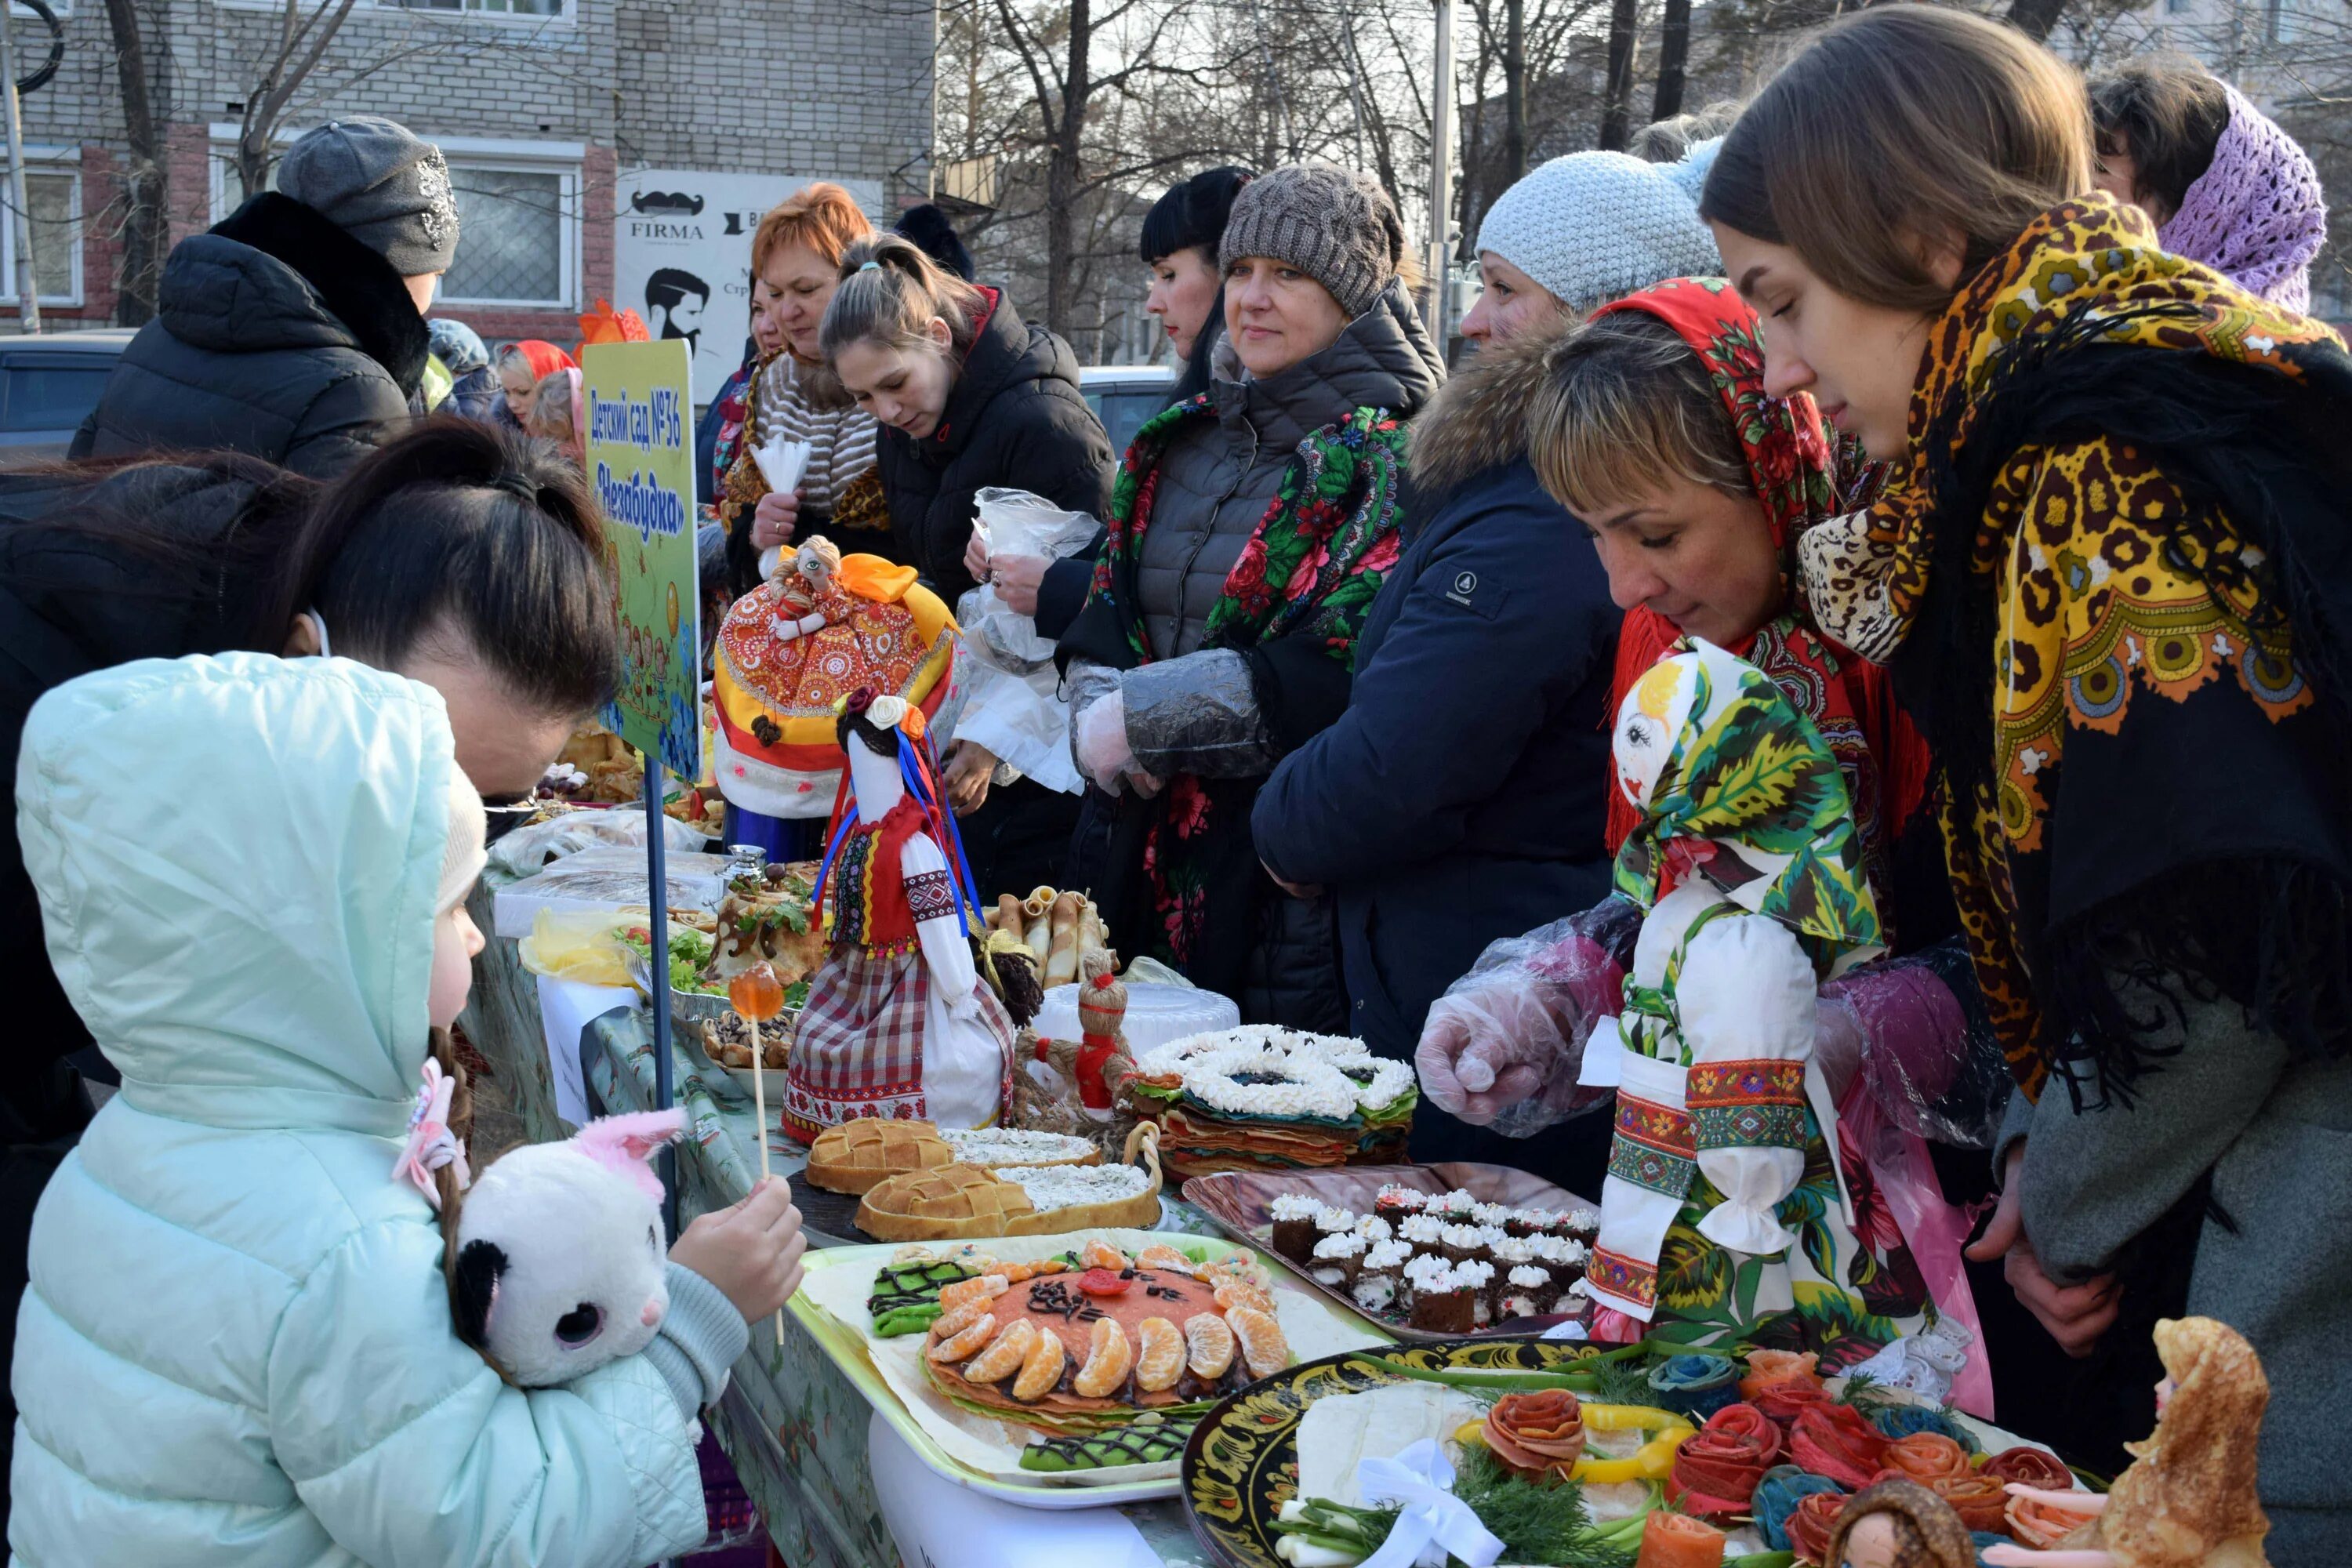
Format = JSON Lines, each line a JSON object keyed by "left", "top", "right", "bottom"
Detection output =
{"left": 0, "top": 9, "right": 2347, "bottom": 1562}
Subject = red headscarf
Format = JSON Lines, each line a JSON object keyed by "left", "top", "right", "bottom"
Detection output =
{"left": 509, "top": 339, "right": 577, "bottom": 380}
{"left": 1592, "top": 279, "right": 1929, "bottom": 921}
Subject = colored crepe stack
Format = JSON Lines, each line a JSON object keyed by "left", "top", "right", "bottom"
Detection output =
{"left": 1636, "top": 1510, "right": 1727, "bottom": 1567}
{"left": 1752, "top": 1378, "right": 1830, "bottom": 1428}
{"left": 1781, "top": 1488, "right": 1849, "bottom": 1566}
{"left": 1482, "top": 1390, "right": 1588, "bottom": 1481}
{"left": 1754, "top": 1465, "right": 1846, "bottom": 1552}
{"left": 1923, "top": 1472, "right": 2011, "bottom": 1533}
{"left": 1666, "top": 1403, "right": 1780, "bottom": 1519}
{"left": 1984, "top": 1446, "right": 2073, "bottom": 1490}
{"left": 1740, "top": 1348, "right": 1829, "bottom": 1430}
{"left": 1789, "top": 1403, "right": 1892, "bottom": 1490}
{"left": 1649, "top": 1353, "right": 1742, "bottom": 1419}
{"left": 2005, "top": 1486, "right": 2103, "bottom": 1547}
{"left": 1873, "top": 1432, "right": 1971, "bottom": 1485}
{"left": 1871, "top": 1403, "right": 1981, "bottom": 1451}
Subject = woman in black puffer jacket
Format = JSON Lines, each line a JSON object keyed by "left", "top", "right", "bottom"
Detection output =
{"left": 818, "top": 234, "right": 1116, "bottom": 898}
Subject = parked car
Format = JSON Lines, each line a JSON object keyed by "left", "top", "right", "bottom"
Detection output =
{"left": 0, "top": 328, "right": 135, "bottom": 468}
{"left": 1078, "top": 364, "right": 1174, "bottom": 459}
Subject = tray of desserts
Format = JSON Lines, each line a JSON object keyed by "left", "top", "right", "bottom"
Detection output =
{"left": 1181, "top": 1163, "right": 1597, "bottom": 1341}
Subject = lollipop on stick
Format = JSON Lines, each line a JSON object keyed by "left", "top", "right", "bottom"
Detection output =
{"left": 728, "top": 960, "right": 790, "bottom": 1346}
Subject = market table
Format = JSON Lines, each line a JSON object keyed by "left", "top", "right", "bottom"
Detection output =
{"left": 456, "top": 899, "right": 1218, "bottom": 1568}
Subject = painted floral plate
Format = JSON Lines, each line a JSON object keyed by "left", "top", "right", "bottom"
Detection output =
{"left": 1179, "top": 1334, "right": 1582, "bottom": 1568}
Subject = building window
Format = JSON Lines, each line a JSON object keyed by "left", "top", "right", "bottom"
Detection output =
{"left": 0, "top": 169, "right": 80, "bottom": 307}
{"left": 2267, "top": 0, "right": 2296, "bottom": 41}
{"left": 440, "top": 165, "right": 575, "bottom": 307}
{"left": 381, "top": 0, "right": 567, "bottom": 14}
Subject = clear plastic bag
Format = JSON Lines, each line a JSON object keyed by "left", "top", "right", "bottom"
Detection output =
{"left": 488, "top": 806, "right": 706, "bottom": 879}
{"left": 1818, "top": 944, "right": 2012, "bottom": 1150}
{"left": 1414, "top": 898, "right": 1642, "bottom": 1137}
{"left": 962, "top": 488, "right": 1102, "bottom": 675}
{"left": 515, "top": 907, "right": 636, "bottom": 987}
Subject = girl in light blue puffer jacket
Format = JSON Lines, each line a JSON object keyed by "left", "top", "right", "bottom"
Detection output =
{"left": 10, "top": 652, "right": 803, "bottom": 1567}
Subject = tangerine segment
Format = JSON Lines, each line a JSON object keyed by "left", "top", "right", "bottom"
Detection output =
{"left": 1080, "top": 1239, "right": 1131, "bottom": 1272}
{"left": 1184, "top": 1313, "right": 1235, "bottom": 1381}
{"left": 927, "top": 1299, "right": 990, "bottom": 1341}
{"left": 937, "top": 1273, "right": 1009, "bottom": 1312}
{"left": 1134, "top": 1244, "right": 1196, "bottom": 1276}
{"left": 963, "top": 1318, "right": 1039, "bottom": 1383}
{"left": 1012, "top": 1322, "right": 1067, "bottom": 1401}
{"left": 1213, "top": 1277, "right": 1276, "bottom": 1316}
{"left": 1135, "top": 1317, "right": 1184, "bottom": 1393}
{"left": 1227, "top": 1305, "right": 1289, "bottom": 1379}
{"left": 927, "top": 1312, "right": 997, "bottom": 1362}
{"left": 1073, "top": 1317, "right": 1135, "bottom": 1398}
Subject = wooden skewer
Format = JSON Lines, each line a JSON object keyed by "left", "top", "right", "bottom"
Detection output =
{"left": 744, "top": 1008, "right": 785, "bottom": 1348}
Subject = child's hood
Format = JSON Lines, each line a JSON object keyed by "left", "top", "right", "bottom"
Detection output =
{"left": 16, "top": 652, "right": 458, "bottom": 1134}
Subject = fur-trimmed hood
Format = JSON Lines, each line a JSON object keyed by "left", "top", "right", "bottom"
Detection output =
{"left": 1405, "top": 315, "right": 1571, "bottom": 495}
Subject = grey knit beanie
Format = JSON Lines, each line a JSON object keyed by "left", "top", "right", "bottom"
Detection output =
{"left": 1474, "top": 140, "right": 1722, "bottom": 314}
{"left": 279, "top": 115, "right": 460, "bottom": 276}
{"left": 1220, "top": 162, "right": 1406, "bottom": 319}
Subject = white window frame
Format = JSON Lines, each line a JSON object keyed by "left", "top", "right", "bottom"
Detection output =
{"left": 209, "top": 0, "right": 574, "bottom": 24}
{"left": 0, "top": 147, "right": 82, "bottom": 308}
{"left": 204, "top": 127, "right": 582, "bottom": 310}
{"left": 436, "top": 143, "right": 582, "bottom": 310}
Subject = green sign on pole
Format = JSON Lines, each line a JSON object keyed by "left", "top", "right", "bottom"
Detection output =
{"left": 583, "top": 338, "right": 702, "bottom": 782}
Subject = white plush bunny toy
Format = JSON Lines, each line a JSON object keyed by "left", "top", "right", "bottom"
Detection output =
{"left": 447, "top": 1109, "right": 687, "bottom": 1386}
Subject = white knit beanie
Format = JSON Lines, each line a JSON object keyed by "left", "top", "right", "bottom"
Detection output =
{"left": 439, "top": 762, "right": 488, "bottom": 914}
{"left": 1474, "top": 140, "right": 1723, "bottom": 314}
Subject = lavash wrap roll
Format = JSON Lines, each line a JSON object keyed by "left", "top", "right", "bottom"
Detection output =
{"left": 1046, "top": 891, "right": 1083, "bottom": 986}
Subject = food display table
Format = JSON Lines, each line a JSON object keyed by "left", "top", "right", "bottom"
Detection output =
{"left": 456, "top": 904, "right": 1218, "bottom": 1567}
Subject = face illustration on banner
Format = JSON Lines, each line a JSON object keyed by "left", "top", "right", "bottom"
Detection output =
{"left": 615, "top": 170, "right": 884, "bottom": 396}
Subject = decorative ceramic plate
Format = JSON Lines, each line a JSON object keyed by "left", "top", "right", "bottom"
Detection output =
{"left": 1182, "top": 1161, "right": 1595, "bottom": 1339}
{"left": 1180, "top": 1334, "right": 1584, "bottom": 1568}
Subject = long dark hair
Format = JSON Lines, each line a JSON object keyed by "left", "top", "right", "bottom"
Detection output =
{"left": 10, "top": 421, "right": 619, "bottom": 720}
{"left": 267, "top": 420, "right": 618, "bottom": 718}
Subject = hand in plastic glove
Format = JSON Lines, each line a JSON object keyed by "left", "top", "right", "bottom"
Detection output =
{"left": 1414, "top": 980, "right": 1581, "bottom": 1126}
{"left": 1075, "top": 690, "right": 1138, "bottom": 795}
{"left": 751, "top": 488, "right": 800, "bottom": 552}
{"left": 1966, "top": 1141, "right": 2119, "bottom": 1358}
{"left": 1813, "top": 996, "right": 1867, "bottom": 1105}
{"left": 943, "top": 739, "right": 996, "bottom": 817}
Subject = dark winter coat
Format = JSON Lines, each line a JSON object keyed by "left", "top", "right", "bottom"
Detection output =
{"left": 70, "top": 193, "right": 427, "bottom": 478}
{"left": 877, "top": 288, "right": 1113, "bottom": 604}
{"left": 1060, "top": 285, "right": 1446, "bottom": 1030}
{"left": 1253, "top": 326, "right": 1621, "bottom": 1067}
{"left": 442, "top": 365, "right": 503, "bottom": 426}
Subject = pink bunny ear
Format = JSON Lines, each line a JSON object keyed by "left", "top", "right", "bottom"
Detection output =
{"left": 571, "top": 1109, "right": 686, "bottom": 1204}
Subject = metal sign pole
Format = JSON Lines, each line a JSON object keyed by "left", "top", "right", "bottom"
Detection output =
{"left": 643, "top": 760, "right": 676, "bottom": 1233}
{"left": 0, "top": 0, "right": 38, "bottom": 333}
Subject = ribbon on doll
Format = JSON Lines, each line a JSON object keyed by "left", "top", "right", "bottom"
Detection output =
{"left": 393, "top": 1058, "right": 470, "bottom": 1209}
{"left": 1354, "top": 1439, "right": 1506, "bottom": 1568}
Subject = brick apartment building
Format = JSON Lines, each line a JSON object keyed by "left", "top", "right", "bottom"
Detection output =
{"left": 18, "top": 0, "right": 935, "bottom": 382}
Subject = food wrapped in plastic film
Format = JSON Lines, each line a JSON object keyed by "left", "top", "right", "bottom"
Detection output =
{"left": 1817, "top": 939, "right": 2010, "bottom": 1149}
{"left": 1414, "top": 897, "right": 1642, "bottom": 1137}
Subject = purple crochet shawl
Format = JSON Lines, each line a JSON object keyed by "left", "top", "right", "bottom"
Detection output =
{"left": 2159, "top": 81, "right": 2327, "bottom": 311}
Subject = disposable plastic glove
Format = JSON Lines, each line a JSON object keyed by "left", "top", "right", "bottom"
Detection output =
{"left": 1074, "top": 688, "right": 1138, "bottom": 794}
{"left": 1415, "top": 980, "right": 1583, "bottom": 1126}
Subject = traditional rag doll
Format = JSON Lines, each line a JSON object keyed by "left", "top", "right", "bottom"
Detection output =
{"left": 1984, "top": 1318, "right": 2271, "bottom": 1568}
{"left": 1829, "top": 1479, "right": 1984, "bottom": 1568}
{"left": 1577, "top": 641, "right": 1890, "bottom": 1345}
{"left": 426, "top": 1106, "right": 688, "bottom": 1387}
{"left": 710, "top": 543, "right": 958, "bottom": 821}
{"left": 782, "top": 688, "right": 1014, "bottom": 1138}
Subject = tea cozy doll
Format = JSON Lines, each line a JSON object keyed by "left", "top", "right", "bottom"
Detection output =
{"left": 1577, "top": 640, "right": 1885, "bottom": 1333}
{"left": 782, "top": 688, "right": 1013, "bottom": 1138}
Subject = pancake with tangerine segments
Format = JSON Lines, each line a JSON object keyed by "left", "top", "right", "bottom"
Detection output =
{"left": 920, "top": 1256, "right": 1290, "bottom": 1435}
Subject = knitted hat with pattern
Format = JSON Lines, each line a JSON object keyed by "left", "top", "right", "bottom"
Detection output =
{"left": 2159, "top": 81, "right": 2326, "bottom": 313}
{"left": 1475, "top": 141, "right": 1722, "bottom": 314}
{"left": 1220, "top": 162, "right": 1406, "bottom": 319}
{"left": 278, "top": 115, "right": 460, "bottom": 276}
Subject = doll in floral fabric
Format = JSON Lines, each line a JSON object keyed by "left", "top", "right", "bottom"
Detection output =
{"left": 1577, "top": 641, "right": 1938, "bottom": 1359}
